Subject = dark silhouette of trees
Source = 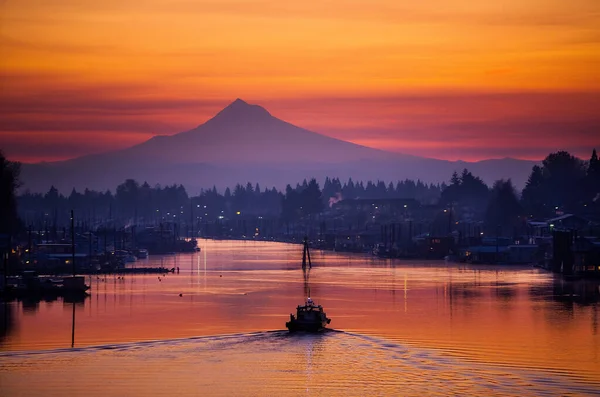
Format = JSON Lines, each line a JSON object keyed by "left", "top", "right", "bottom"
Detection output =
{"left": 521, "top": 151, "right": 587, "bottom": 217}
{"left": 322, "top": 176, "right": 441, "bottom": 204}
{"left": 440, "top": 169, "right": 489, "bottom": 210}
{"left": 585, "top": 149, "right": 600, "bottom": 210}
{"left": 589, "top": 149, "right": 600, "bottom": 178}
{"left": 303, "top": 178, "right": 323, "bottom": 215}
{"left": 281, "top": 178, "right": 322, "bottom": 220}
{"left": 521, "top": 165, "right": 544, "bottom": 218}
{"left": 484, "top": 179, "right": 522, "bottom": 237}
{"left": 0, "top": 151, "right": 21, "bottom": 237}
{"left": 14, "top": 149, "right": 598, "bottom": 235}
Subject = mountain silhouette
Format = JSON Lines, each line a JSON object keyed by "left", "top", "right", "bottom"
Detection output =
{"left": 116, "top": 98, "right": 403, "bottom": 164}
{"left": 20, "top": 99, "right": 537, "bottom": 193}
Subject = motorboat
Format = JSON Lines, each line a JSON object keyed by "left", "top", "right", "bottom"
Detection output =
{"left": 286, "top": 297, "right": 331, "bottom": 332}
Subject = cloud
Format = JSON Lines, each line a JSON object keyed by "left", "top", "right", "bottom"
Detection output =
{"left": 1, "top": 131, "right": 153, "bottom": 163}
{"left": 2, "top": 73, "right": 599, "bottom": 163}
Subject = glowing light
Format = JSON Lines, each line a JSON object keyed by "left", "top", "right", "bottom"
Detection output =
{"left": 236, "top": 211, "right": 241, "bottom": 215}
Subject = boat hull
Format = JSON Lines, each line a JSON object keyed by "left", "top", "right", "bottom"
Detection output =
{"left": 285, "top": 318, "right": 331, "bottom": 333}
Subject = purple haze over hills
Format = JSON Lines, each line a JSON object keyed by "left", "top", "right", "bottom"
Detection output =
{"left": 19, "top": 99, "right": 537, "bottom": 194}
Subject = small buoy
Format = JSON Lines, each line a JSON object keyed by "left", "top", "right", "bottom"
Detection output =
{"left": 179, "top": 293, "right": 182, "bottom": 297}
{"left": 219, "top": 274, "right": 222, "bottom": 277}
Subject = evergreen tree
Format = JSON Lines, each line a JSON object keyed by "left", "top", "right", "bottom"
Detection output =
{"left": 589, "top": 148, "right": 599, "bottom": 177}
{"left": 0, "top": 151, "right": 21, "bottom": 236}
{"left": 440, "top": 169, "right": 488, "bottom": 210}
{"left": 521, "top": 151, "right": 586, "bottom": 216}
{"left": 485, "top": 179, "right": 522, "bottom": 236}
{"left": 585, "top": 148, "right": 600, "bottom": 209}
{"left": 521, "top": 165, "right": 544, "bottom": 217}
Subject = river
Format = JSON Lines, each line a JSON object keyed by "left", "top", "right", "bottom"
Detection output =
{"left": 1, "top": 239, "right": 599, "bottom": 396}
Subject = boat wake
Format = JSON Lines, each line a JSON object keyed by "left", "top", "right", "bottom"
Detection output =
{"left": 2, "top": 330, "right": 599, "bottom": 396}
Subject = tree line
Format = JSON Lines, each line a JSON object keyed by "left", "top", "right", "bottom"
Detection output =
{"left": 14, "top": 176, "right": 441, "bottom": 228}
{"left": 1, "top": 149, "right": 598, "bottom": 239}
{"left": 437, "top": 150, "right": 600, "bottom": 236}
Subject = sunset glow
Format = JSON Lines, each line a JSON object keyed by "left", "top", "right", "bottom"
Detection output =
{"left": 1, "top": 0, "right": 599, "bottom": 162}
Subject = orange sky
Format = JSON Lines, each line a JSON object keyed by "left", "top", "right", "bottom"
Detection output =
{"left": 1, "top": 0, "right": 599, "bottom": 162}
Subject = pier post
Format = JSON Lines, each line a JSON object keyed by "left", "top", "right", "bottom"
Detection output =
{"left": 28, "top": 225, "right": 32, "bottom": 265}
{"left": 71, "top": 210, "right": 75, "bottom": 276}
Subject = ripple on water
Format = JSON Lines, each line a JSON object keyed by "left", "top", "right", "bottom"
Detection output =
{"left": 1, "top": 331, "right": 599, "bottom": 397}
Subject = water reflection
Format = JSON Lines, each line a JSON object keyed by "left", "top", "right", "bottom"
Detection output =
{"left": 0, "top": 301, "right": 14, "bottom": 345}
{"left": 0, "top": 240, "right": 599, "bottom": 388}
{"left": 529, "top": 278, "right": 600, "bottom": 306}
{"left": 495, "top": 285, "right": 517, "bottom": 300}
{"left": 71, "top": 302, "right": 76, "bottom": 348}
{"left": 21, "top": 298, "right": 41, "bottom": 313}
{"left": 6, "top": 294, "right": 88, "bottom": 314}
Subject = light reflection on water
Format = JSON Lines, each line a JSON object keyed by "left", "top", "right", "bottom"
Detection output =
{"left": 1, "top": 331, "right": 598, "bottom": 396}
{"left": 1, "top": 239, "right": 599, "bottom": 395}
